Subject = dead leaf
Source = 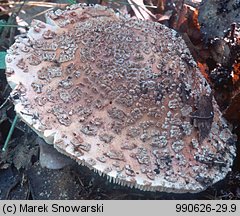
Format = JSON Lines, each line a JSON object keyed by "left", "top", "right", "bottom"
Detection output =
{"left": 0, "top": 163, "right": 11, "bottom": 169}
{"left": 155, "top": 0, "right": 166, "bottom": 13}
{"left": 127, "top": 0, "right": 155, "bottom": 20}
{"left": 192, "top": 94, "right": 214, "bottom": 142}
{"left": 224, "top": 92, "right": 240, "bottom": 123}
{"left": 155, "top": 10, "right": 172, "bottom": 22}
{"left": 233, "top": 63, "right": 240, "bottom": 84}
{"left": 197, "top": 62, "right": 210, "bottom": 81}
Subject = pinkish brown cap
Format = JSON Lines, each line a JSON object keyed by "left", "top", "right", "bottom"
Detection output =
{"left": 5, "top": 4, "right": 236, "bottom": 193}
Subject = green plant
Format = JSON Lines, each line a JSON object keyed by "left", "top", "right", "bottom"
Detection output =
{"left": 2, "top": 115, "right": 18, "bottom": 152}
{"left": 0, "top": 51, "right": 6, "bottom": 69}
{"left": 67, "top": 0, "right": 77, "bottom": 4}
{"left": 0, "top": 19, "right": 7, "bottom": 34}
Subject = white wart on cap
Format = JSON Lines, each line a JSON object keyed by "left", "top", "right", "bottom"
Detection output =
{"left": 5, "top": 4, "right": 236, "bottom": 193}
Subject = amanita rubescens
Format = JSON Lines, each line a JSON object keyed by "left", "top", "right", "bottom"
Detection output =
{"left": 5, "top": 4, "right": 236, "bottom": 193}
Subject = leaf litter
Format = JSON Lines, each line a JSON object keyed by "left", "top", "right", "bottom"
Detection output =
{"left": 0, "top": 0, "right": 240, "bottom": 199}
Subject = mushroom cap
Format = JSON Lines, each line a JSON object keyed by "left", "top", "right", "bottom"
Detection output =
{"left": 5, "top": 4, "right": 236, "bottom": 193}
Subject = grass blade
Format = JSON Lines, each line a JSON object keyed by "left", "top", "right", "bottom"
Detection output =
{"left": 2, "top": 115, "right": 18, "bottom": 152}
{"left": 0, "top": 51, "right": 7, "bottom": 69}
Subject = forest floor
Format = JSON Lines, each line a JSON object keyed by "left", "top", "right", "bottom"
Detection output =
{"left": 0, "top": 0, "right": 239, "bottom": 199}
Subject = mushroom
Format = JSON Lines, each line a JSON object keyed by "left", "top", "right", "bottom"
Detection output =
{"left": 5, "top": 3, "right": 236, "bottom": 193}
